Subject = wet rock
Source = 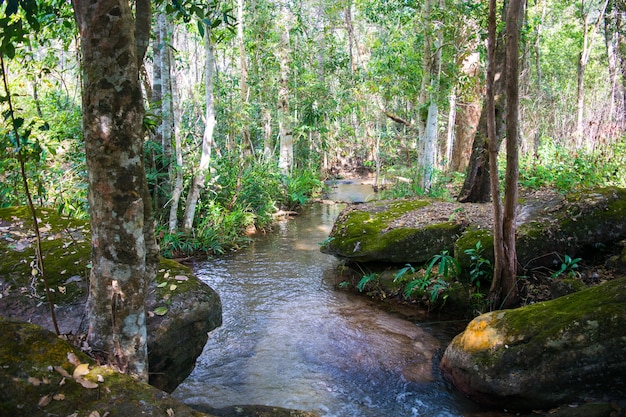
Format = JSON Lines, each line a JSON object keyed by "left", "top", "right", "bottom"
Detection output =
{"left": 0, "top": 317, "right": 215, "bottom": 417}
{"left": 0, "top": 206, "right": 222, "bottom": 393}
{"left": 147, "top": 259, "right": 222, "bottom": 393}
{"left": 439, "top": 277, "right": 626, "bottom": 410}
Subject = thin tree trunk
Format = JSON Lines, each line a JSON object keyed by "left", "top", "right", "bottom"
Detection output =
{"left": 183, "top": 28, "right": 217, "bottom": 232}
{"left": 277, "top": 1, "right": 293, "bottom": 175}
{"left": 575, "top": 0, "right": 610, "bottom": 149}
{"left": 161, "top": 13, "right": 173, "bottom": 206}
{"left": 489, "top": 0, "right": 523, "bottom": 309}
{"left": 168, "top": 69, "right": 184, "bottom": 233}
{"left": 418, "top": 0, "right": 444, "bottom": 191}
{"left": 238, "top": 0, "right": 253, "bottom": 156}
{"left": 149, "top": 12, "right": 163, "bottom": 210}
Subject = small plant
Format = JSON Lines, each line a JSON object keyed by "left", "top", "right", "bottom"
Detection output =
{"left": 403, "top": 250, "right": 460, "bottom": 302}
{"left": 393, "top": 263, "right": 416, "bottom": 282}
{"left": 403, "top": 275, "right": 431, "bottom": 298}
{"left": 357, "top": 272, "right": 379, "bottom": 292}
{"left": 425, "top": 250, "right": 460, "bottom": 280}
{"left": 551, "top": 254, "right": 582, "bottom": 279}
{"left": 464, "top": 241, "right": 493, "bottom": 290}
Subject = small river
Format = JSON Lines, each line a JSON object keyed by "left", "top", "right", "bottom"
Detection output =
{"left": 173, "top": 183, "right": 488, "bottom": 417}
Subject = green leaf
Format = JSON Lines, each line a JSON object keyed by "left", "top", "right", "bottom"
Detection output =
{"left": 157, "top": 281, "right": 167, "bottom": 288}
{"left": 154, "top": 306, "right": 168, "bottom": 316}
{"left": 197, "top": 20, "right": 204, "bottom": 38}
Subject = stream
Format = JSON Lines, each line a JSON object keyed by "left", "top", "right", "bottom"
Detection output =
{"left": 173, "top": 182, "right": 487, "bottom": 417}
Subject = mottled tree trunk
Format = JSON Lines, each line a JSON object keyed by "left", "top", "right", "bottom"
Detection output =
{"left": 73, "top": 0, "right": 151, "bottom": 380}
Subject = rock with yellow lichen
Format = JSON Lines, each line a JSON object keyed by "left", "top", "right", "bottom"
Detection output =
{"left": 439, "top": 277, "right": 626, "bottom": 410}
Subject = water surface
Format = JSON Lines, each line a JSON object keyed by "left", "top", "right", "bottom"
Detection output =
{"left": 174, "top": 189, "right": 484, "bottom": 416}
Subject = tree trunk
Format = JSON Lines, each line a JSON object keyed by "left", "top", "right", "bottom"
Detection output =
{"left": 160, "top": 13, "right": 173, "bottom": 209}
{"left": 149, "top": 12, "right": 163, "bottom": 210}
{"left": 418, "top": 0, "right": 444, "bottom": 191}
{"left": 168, "top": 62, "right": 184, "bottom": 233}
{"left": 183, "top": 28, "right": 217, "bottom": 232}
{"left": 617, "top": 0, "right": 626, "bottom": 128}
{"left": 450, "top": 52, "right": 482, "bottom": 173}
{"left": 489, "top": 0, "right": 524, "bottom": 309}
{"left": 277, "top": 1, "right": 293, "bottom": 175}
{"left": 458, "top": 19, "right": 507, "bottom": 203}
{"left": 72, "top": 0, "right": 151, "bottom": 380}
{"left": 237, "top": 0, "right": 253, "bottom": 157}
{"left": 575, "top": 0, "right": 610, "bottom": 149}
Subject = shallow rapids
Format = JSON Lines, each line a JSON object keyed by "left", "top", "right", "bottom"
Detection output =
{"left": 173, "top": 196, "right": 484, "bottom": 416}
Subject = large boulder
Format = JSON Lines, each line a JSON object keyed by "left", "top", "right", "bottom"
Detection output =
{"left": 0, "top": 206, "right": 222, "bottom": 393}
{"left": 320, "top": 187, "right": 626, "bottom": 274}
{"left": 439, "top": 277, "right": 626, "bottom": 410}
{"left": 0, "top": 317, "right": 215, "bottom": 417}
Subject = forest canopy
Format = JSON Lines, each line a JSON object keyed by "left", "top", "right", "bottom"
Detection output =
{"left": 1, "top": 0, "right": 625, "bottom": 256}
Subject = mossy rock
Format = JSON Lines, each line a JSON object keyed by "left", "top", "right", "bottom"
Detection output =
{"left": 0, "top": 206, "right": 223, "bottom": 393}
{"left": 322, "top": 188, "right": 626, "bottom": 277}
{"left": 320, "top": 199, "right": 471, "bottom": 264}
{"left": 440, "top": 277, "right": 626, "bottom": 410}
{"left": 0, "top": 317, "right": 214, "bottom": 417}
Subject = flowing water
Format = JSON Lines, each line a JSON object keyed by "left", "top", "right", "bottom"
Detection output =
{"left": 173, "top": 183, "right": 486, "bottom": 417}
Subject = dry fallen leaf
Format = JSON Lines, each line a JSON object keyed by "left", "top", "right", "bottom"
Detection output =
{"left": 59, "top": 377, "right": 66, "bottom": 386}
{"left": 174, "top": 275, "right": 188, "bottom": 281}
{"left": 78, "top": 378, "right": 98, "bottom": 389}
{"left": 88, "top": 411, "right": 100, "bottom": 417}
{"left": 54, "top": 366, "right": 71, "bottom": 378}
{"left": 67, "top": 352, "right": 81, "bottom": 367}
{"left": 97, "top": 374, "right": 104, "bottom": 383}
{"left": 167, "top": 408, "right": 175, "bottom": 416}
{"left": 73, "top": 363, "right": 90, "bottom": 379}
{"left": 38, "top": 394, "right": 52, "bottom": 407}
{"left": 28, "top": 376, "right": 41, "bottom": 386}
{"left": 67, "top": 413, "right": 78, "bottom": 417}
{"left": 53, "top": 393, "right": 65, "bottom": 401}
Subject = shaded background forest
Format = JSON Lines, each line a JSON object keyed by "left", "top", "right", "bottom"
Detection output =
{"left": 2, "top": 0, "right": 625, "bottom": 258}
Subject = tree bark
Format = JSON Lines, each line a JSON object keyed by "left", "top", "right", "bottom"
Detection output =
{"left": 72, "top": 0, "right": 151, "bottom": 380}
{"left": 450, "top": 52, "right": 482, "bottom": 173}
{"left": 489, "top": 0, "right": 524, "bottom": 309}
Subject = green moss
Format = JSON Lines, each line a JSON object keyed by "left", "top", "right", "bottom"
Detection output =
{"left": 0, "top": 206, "right": 91, "bottom": 305}
{"left": 323, "top": 199, "right": 467, "bottom": 263}
{"left": 496, "top": 277, "right": 625, "bottom": 351}
{"left": 0, "top": 318, "right": 210, "bottom": 417}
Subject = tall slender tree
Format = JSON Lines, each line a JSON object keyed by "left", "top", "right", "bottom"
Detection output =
{"left": 488, "top": 0, "right": 523, "bottom": 309}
